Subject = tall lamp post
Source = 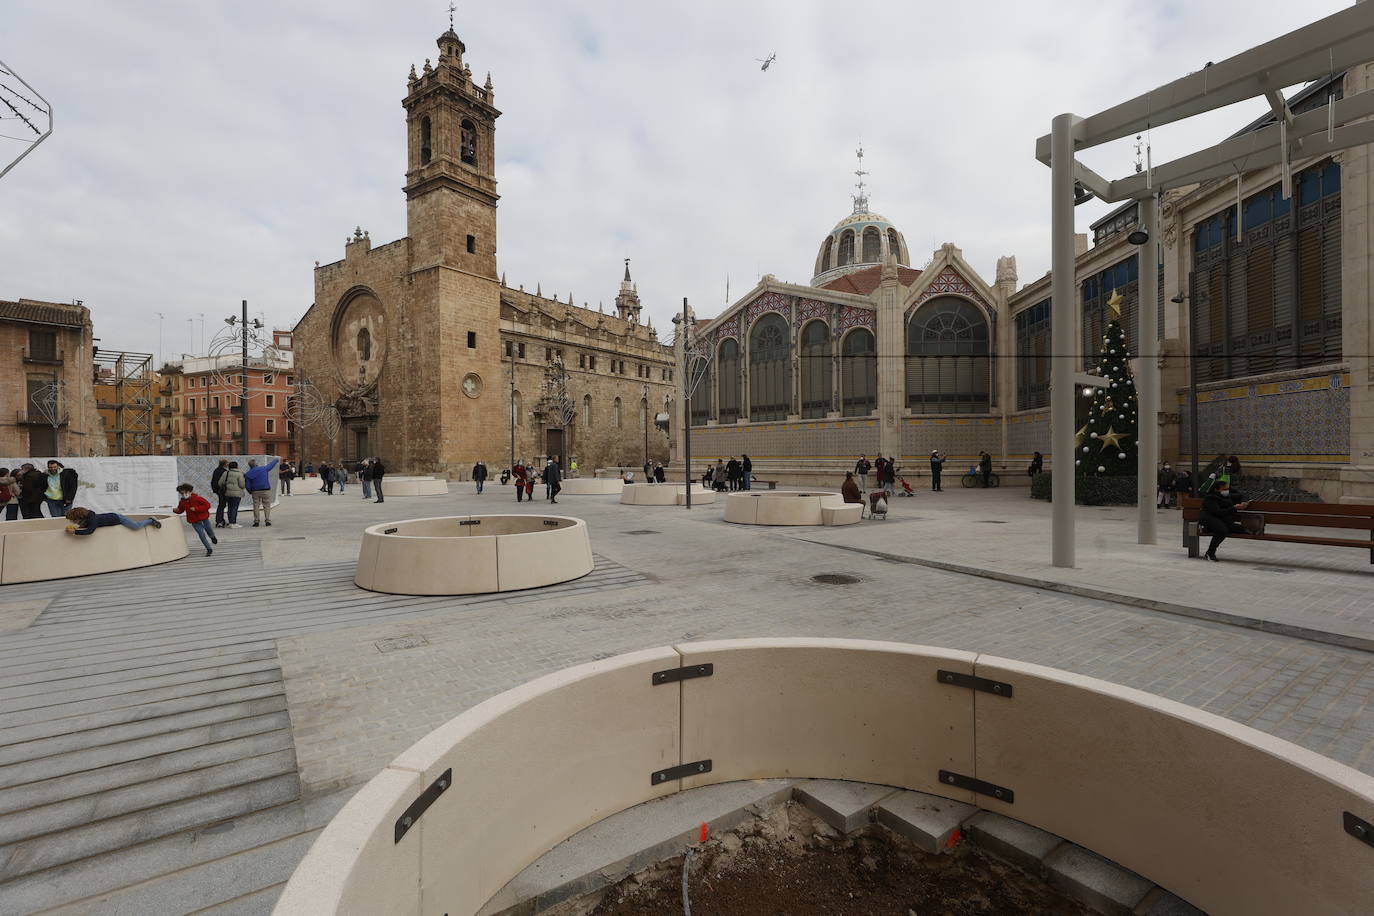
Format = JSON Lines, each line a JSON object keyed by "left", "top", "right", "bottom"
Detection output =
{"left": 223, "top": 300, "right": 261, "bottom": 457}
{"left": 642, "top": 385, "right": 649, "bottom": 466}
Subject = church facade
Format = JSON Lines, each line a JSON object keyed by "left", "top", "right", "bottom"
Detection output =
{"left": 292, "top": 27, "right": 674, "bottom": 476}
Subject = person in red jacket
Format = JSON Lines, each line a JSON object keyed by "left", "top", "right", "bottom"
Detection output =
{"left": 173, "top": 483, "right": 218, "bottom": 556}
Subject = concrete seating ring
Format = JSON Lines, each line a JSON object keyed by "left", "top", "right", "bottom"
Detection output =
{"left": 0, "top": 515, "right": 188, "bottom": 584}
{"left": 558, "top": 479, "right": 624, "bottom": 496}
{"left": 354, "top": 515, "right": 594, "bottom": 595}
{"left": 382, "top": 476, "right": 449, "bottom": 497}
{"left": 618, "top": 484, "right": 715, "bottom": 506}
{"left": 723, "top": 491, "right": 861, "bottom": 526}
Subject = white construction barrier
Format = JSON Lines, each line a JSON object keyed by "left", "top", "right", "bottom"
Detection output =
{"left": 275, "top": 638, "right": 1374, "bottom": 916}
{"left": 723, "top": 491, "right": 859, "bottom": 526}
{"left": 0, "top": 515, "right": 188, "bottom": 584}
{"left": 354, "top": 515, "right": 594, "bottom": 595}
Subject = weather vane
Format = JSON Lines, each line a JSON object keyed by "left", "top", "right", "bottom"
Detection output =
{"left": 852, "top": 144, "right": 869, "bottom": 213}
{"left": 448, "top": 2, "right": 456, "bottom": 30}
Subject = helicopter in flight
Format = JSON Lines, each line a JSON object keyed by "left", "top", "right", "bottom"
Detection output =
{"left": 756, "top": 52, "right": 776, "bottom": 71}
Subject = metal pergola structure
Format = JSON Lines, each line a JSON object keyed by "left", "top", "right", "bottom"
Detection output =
{"left": 1039, "top": 3, "right": 1374, "bottom": 568}
{"left": 93, "top": 349, "right": 155, "bottom": 456}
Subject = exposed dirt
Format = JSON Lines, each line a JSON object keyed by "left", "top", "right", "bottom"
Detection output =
{"left": 582, "top": 802, "right": 1093, "bottom": 916}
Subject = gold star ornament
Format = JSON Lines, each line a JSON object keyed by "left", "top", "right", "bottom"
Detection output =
{"left": 1098, "top": 426, "right": 1126, "bottom": 451}
{"left": 1107, "top": 289, "right": 1123, "bottom": 318}
{"left": 1074, "top": 423, "right": 1090, "bottom": 448}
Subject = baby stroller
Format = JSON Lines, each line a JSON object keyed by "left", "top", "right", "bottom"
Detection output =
{"left": 897, "top": 476, "right": 915, "bottom": 497}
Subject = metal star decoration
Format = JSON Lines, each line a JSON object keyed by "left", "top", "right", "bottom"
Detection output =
{"left": 1074, "top": 423, "right": 1090, "bottom": 448}
{"left": 1098, "top": 426, "right": 1126, "bottom": 451}
{"left": 1107, "top": 289, "right": 1123, "bottom": 318}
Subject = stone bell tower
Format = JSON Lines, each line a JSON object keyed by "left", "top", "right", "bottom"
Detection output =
{"left": 399, "top": 22, "right": 507, "bottom": 473}
{"left": 402, "top": 26, "right": 501, "bottom": 275}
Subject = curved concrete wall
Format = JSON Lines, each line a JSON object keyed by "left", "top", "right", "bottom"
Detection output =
{"left": 275, "top": 639, "right": 1374, "bottom": 916}
{"left": 723, "top": 491, "right": 854, "bottom": 526}
{"left": 384, "top": 477, "right": 449, "bottom": 497}
{"left": 0, "top": 516, "right": 188, "bottom": 584}
{"left": 559, "top": 478, "right": 624, "bottom": 496}
{"left": 618, "top": 484, "right": 716, "bottom": 506}
{"left": 354, "top": 515, "right": 594, "bottom": 595}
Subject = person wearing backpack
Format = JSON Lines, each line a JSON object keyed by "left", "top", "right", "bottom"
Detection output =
{"left": 0, "top": 468, "right": 17, "bottom": 521}
{"left": 221, "top": 461, "right": 247, "bottom": 527}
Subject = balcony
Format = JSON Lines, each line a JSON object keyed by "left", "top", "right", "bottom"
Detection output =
{"left": 185, "top": 406, "right": 197, "bottom": 417}
{"left": 206, "top": 407, "right": 221, "bottom": 416}
{"left": 16, "top": 410, "right": 69, "bottom": 427}
{"left": 23, "top": 346, "right": 63, "bottom": 366}
{"left": 159, "top": 384, "right": 174, "bottom": 396}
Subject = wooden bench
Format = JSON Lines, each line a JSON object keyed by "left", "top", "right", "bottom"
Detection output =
{"left": 1180, "top": 496, "right": 1374, "bottom": 563}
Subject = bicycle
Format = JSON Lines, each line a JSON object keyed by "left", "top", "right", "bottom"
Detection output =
{"left": 960, "top": 467, "right": 1000, "bottom": 488}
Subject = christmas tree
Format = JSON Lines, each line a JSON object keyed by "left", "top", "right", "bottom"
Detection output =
{"left": 1075, "top": 289, "right": 1138, "bottom": 477}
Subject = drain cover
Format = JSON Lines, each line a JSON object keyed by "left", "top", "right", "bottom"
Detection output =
{"left": 623, "top": 530, "right": 660, "bottom": 536}
{"left": 812, "top": 574, "right": 861, "bottom": 585}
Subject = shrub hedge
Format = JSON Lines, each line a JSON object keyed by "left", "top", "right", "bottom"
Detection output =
{"left": 1030, "top": 472, "right": 1138, "bottom": 506}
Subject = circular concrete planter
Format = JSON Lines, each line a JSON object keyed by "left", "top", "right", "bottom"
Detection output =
{"left": 619, "top": 484, "right": 716, "bottom": 506}
{"left": 354, "top": 515, "right": 593, "bottom": 595}
{"left": 559, "top": 478, "right": 624, "bottom": 496}
{"left": 723, "top": 491, "right": 860, "bottom": 526}
{"left": 274, "top": 639, "right": 1374, "bottom": 916}
{"left": 383, "top": 477, "right": 449, "bottom": 497}
{"left": 0, "top": 515, "right": 187, "bottom": 585}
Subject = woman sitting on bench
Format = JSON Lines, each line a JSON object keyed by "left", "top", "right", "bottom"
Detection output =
{"left": 1199, "top": 480, "right": 1251, "bottom": 562}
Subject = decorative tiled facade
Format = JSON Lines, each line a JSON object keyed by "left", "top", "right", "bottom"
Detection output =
{"left": 900, "top": 417, "right": 1001, "bottom": 463}
{"left": 1178, "top": 372, "right": 1350, "bottom": 462}
{"left": 907, "top": 266, "right": 992, "bottom": 317}
{"left": 1008, "top": 412, "right": 1051, "bottom": 460}
{"left": 837, "top": 304, "right": 876, "bottom": 333}
{"left": 689, "top": 418, "right": 878, "bottom": 461}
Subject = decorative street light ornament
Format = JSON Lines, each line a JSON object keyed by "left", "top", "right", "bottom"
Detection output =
{"left": 287, "top": 380, "right": 341, "bottom": 439}
{"left": 207, "top": 320, "right": 284, "bottom": 403}
{"left": 29, "top": 380, "right": 64, "bottom": 428}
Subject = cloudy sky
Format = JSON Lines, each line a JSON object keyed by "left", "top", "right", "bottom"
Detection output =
{"left": 1, "top": 0, "right": 1353, "bottom": 360}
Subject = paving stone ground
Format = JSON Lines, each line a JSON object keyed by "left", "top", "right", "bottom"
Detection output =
{"left": 1, "top": 481, "right": 1372, "bottom": 914}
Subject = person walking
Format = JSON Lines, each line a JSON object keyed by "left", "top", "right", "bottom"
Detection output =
{"left": 654, "top": 462, "right": 666, "bottom": 484}
{"left": 44, "top": 460, "right": 78, "bottom": 517}
{"left": 978, "top": 451, "right": 993, "bottom": 488}
{"left": 854, "top": 455, "right": 871, "bottom": 490}
{"left": 523, "top": 461, "right": 534, "bottom": 501}
{"left": 318, "top": 462, "right": 333, "bottom": 495}
{"left": 371, "top": 457, "right": 386, "bottom": 503}
{"left": 512, "top": 461, "right": 527, "bottom": 502}
{"left": 211, "top": 459, "right": 230, "bottom": 528}
{"left": 1199, "top": 479, "right": 1251, "bottom": 561}
{"left": 0, "top": 467, "right": 17, "bottom": 521}
{"left": 642, "top": 460, "right": 652, "bottom": 484}
{"left": 64, "top": 506, "right": 162, "bottom": 536}
{"left": 246, "top": 457, "right": 279, "bottom": 527}
{"left": 173, "top": 483, "right": 217, "bottom": 556}
{"left": 1157, "top": 463, "right": 1175, "bottom": 509}
{"left": 359, "top": 458, "right": 373, "bottom": 501}
{"left": 279, "top": 461, "right": 295, "bottom": 496}
{"left": 17, "top": 464, "right": 46, "bottom": 519}
{"left": 929, "top": 450, "right": 945, "bottom": 492}
{"left": 1028, "top": 451, "right": 1044, "bottom": 478}
{"left": 473, "top": 461, "right": 488, "bottom": 494}
{"left": 879, "top": 456, "right": 896, "bottom": 498}
{"left": 335, "top": 464, "right": 347, "bottom": 495}
{"left": 545, "top": 457, "right": 562, "bottom": 504}
{"left": 741, "top": 454, "right": 752, "bottom": 491}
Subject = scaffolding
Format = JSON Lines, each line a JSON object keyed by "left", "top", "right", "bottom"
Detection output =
{"left": 93, "top": 349, "right": 155, "bottom": 456}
